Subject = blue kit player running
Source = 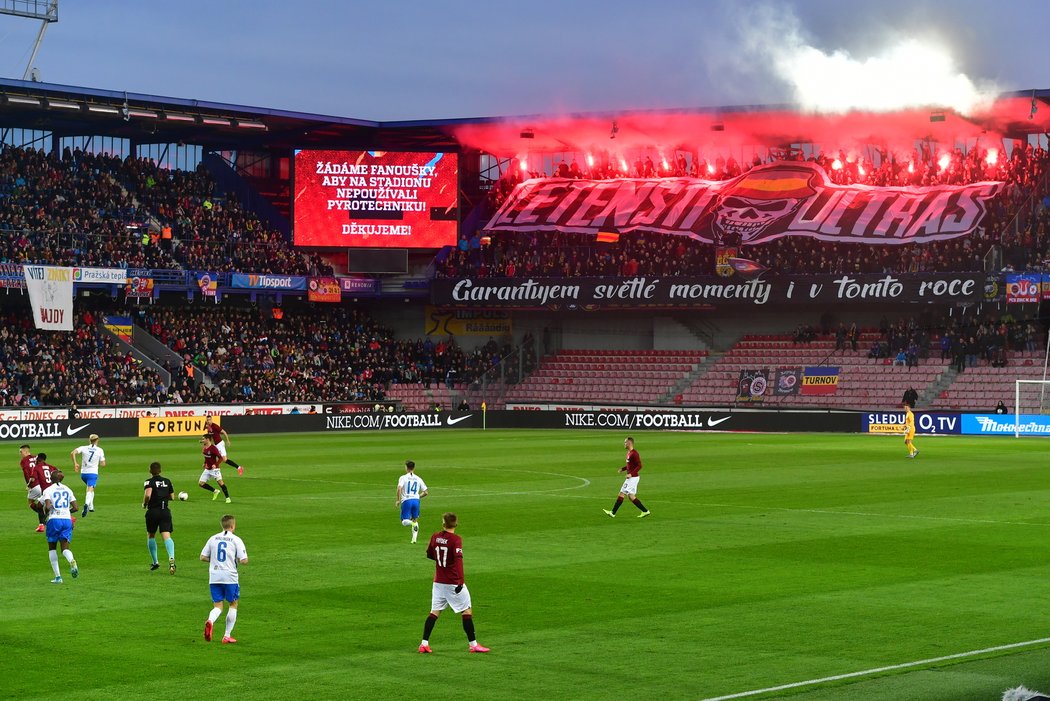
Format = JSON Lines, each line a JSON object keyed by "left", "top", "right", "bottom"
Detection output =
{"left": 396, "top": 460, "right": 428, "bottom": 543}
{"left": 71, "top": 433, "right": 105, "bottom": 517}
{"left": 200, "top": 514, "right": 248, "bottom": 643}
{"left": 41, "top": 470, "right": 79, "bottom": 583}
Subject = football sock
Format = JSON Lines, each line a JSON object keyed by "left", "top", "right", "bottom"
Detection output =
{"left": 411, "top": 523, "right": 419, "bottom": 543}
{"left": 164, "top": 538, "right": 175, "bottom": 559}
{"left": 200, "top": 484, "right": 216, "bottom": 492}
{"left": 633, "top": 498, "right": 648, "bottom": 512}
{"left": 62, "top": 548, "right": 75, "bottom": 564}
{"left": 224, "top": 609, "right": 237, "bottom": 637}
{"left": 462, "top": 614, "right": 476, "bottom": 643}
{"left": 147, "top": 538, "right": 159, "bottom": 564}
{"left": 226, "top": 459, "right": 241, "bottom": 468}
{"left": 37, "top": 509, "right": 45, "bottom": 525}
{"left": 611, "top": 496, "right": 624, "bottom": 514}
{"left": 422, "top": 613, "right": 438, "bottom": 642}
{"left": 220, "top": 484, "right": 230, "bottom": 498}
{"left": 48, "top": 550, "right": 60, "bottom": 577}
{"left": 86, "top": 492, "right": 94, "bottom": 509}
{"left": 208, "top": 608, "right": 223, "bottom": 625}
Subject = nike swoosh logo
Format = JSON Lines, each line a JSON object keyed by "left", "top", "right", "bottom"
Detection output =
{"left": 66, "top": 424, "right": 91, "bottom": 436}
{"left": 706, "top": 417, "right": 731, "bottom": 427}
{"left": 446, "top": 415, "right": 473, "bottom": 426}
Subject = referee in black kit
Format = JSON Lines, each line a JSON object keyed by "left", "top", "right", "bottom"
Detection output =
{"left": 143, "top": 462, "right": 177, "bottom": 574}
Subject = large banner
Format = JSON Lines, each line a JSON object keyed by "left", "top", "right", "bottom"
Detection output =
{"left": 485, "top": 162, "right": 1003, "bottom": 246}
{"left": 432, "top": 272, "right": 983, "bottom": 309}
{"left": 0, "top": 263, "right": 25, "bottom": 289}
{"left": 800, "top": 367, "right": 840, "bottom": 395}
{"left": 23, "top": 265, "right": 73, "bottom": 330}
{"left": 232, "top": 273, "right": 308, "bottom": 291}
{"left": 196, "top": 272, "right": 217, "bottom": 297}
{"left": 424, "top": 306, "right": 512, "bottom": 336}
{"left": 737, "top": 369, "right": 769, "bottom": 402}
{"left": 293, "top": 149, "right": 459, "bottom": 248}
{"left": 125, "top": 275, "right": 154, "bottom": 298}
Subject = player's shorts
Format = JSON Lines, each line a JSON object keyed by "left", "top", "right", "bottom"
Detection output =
{"left": 210, "top": 583, "right": 240, "bottom": 603}
{"left": 145, "top": 508, "right": 173, "bottom": 534}
{"left": 27, "top": 485, "right": 42, "bottom": 501}
{"left": 46, "top": 518, "right": 73, "bottom": 543}
{"left": 215, "top": 441, "right": 228, "bottom": 458}
{"left": 80, "top": 473, "right": 98, "bottom": 487}
{"left": 431, "top": 582, "right": 472, "bottom": 613}
{"left": 619, "top": 475, "right": 640, "bottom": 495}
{"left": 199, "top": 469, "right": 223, "bottom": 483}
{"left": 905, "top": 430, "right": 915, "bottom": 442}
{"left": 400, "top": 499, "right": 421, "bottom": 521}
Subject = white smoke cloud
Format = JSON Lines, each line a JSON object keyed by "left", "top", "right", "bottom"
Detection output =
{"left": 733, "top": 3, "right": 996, "bottom": 115}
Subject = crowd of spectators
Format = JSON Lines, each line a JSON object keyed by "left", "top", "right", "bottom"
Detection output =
{"left": 440, "top": 143, "right": 1050, "bottom": 279}
{"left": 134, "top": 305, "right": 525, "bottom": 405}
{"left": 0, "top": 143, "right": 332, "bottom": 276}
{"left": 0, "top": 310, "right": 176, "bottom": 407}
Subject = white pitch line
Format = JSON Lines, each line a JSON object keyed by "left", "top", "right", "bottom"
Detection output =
{"left": 698, "top": 636, "right": 1050, "bottom": 701}
{"left": 692, "top": 501, "right": 1050, "bottom": 528}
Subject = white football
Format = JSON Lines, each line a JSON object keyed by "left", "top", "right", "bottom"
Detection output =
{"left": 178, "top": 491, "right": 189, "bottom": 501}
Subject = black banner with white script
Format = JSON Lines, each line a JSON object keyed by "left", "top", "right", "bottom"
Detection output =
{"left": 431, "top": 273, "right": 984, "bottom": 309}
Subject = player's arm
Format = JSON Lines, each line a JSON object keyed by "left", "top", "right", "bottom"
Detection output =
{"left": 395, "top": 485, "right": 403, "bottom": 505}
{"left": 200, "top": 544, "right": 211, "bottom": 563}
{"left": 43, "top": 496, "right": 53, "bottom": 516}
{"left": 71, "top": 447, "right": 80, "bottom": 471}
{"left": 142, "top": 486, "right": 153, "bottom": 509}
{"left": 221, "top": 429, "right": 231, "bottom": 447}
{"left": 420, "top": 488, "right": 428, "bottom": 498}
{"left": 69, "top": 497, "right": 78, "bottom": 512}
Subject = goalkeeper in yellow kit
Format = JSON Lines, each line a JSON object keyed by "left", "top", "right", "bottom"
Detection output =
{"left": 903, "top": 402, "right": 918, "bottom": 458}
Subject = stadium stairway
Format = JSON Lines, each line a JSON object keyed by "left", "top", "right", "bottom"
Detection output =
{"left": 97, "top": 321, "right": 173, "bottom": 389}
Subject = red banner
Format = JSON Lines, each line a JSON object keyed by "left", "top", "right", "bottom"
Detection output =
{"left": 308, "top": 276, "right": 342, "bottom": 303}
{"left": 485, "top": 162, "right": 1003, "bottom": 246}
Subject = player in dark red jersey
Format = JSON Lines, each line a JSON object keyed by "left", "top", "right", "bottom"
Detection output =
{"left": 197, "top": 437, "right": 232, "bottom": 503}
{"left": 28, "top": 452, "right": 74, "bottom": 529}
{"left": 20, "top": 444, "right": 46, "bottom": 531}
{"left": 418, "top": 512, "right": 489, "bottom": 654}
{"left": 204, "top": 415, "right": 244, "bottom": 476}
{"left": 603, "top": 436, "right": 651, "bottom": 518}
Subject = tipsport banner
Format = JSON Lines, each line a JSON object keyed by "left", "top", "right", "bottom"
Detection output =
{"left": 431, "top": 273, "right": 984, "bottom": 309}
{"left": 485, "top": 162, "right": 1003, "bottom": 246}
{"left": 231, "top": 273, "right": 308, "bottom": 291}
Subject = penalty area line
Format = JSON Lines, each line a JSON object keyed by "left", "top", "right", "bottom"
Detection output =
{"left": 697, "top": 636, "right": 1050, "bottom": 701}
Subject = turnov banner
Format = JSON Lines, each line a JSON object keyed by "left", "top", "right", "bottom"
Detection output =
{"left": 485, "top": 162, "right": 1003, "bottom": 246}
{"left": 424, "top": 306, "right": 512, "bottom": 336}
{"left": 231, "top": 273, "right": 308, "bottom": 291}
{"left": 103, "top": 315, "right": 133, "bottom": 342}
{"left": 307, "top": 276, "right": 342, "bottom": 303}
{"left": 23, "top": 265, "right": 73, "bottom": 330}
{"left": 800, "top": 366, "right": 840, "bottom": 395}
{"left": 432, "top": 272, "right": 983, "bottom": 309}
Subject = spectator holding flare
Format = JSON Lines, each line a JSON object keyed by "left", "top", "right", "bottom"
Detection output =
{"left": 204, "top": 415, "right": 244, "bottom": 476}
{"left": 71, "top": 433, "right": 106, "bottom": 517}
{"left": 603, "top": 437, "right": 652, "bottom": 518}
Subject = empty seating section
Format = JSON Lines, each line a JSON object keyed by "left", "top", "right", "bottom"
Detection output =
{"left": 930, "top": 360, "right": 1047, "bottom": 412}
{"left": 679, "top": 333, "right": 948, "bottom": 409}
{"left": 504, "top": 350, "right": 709, "bottom": 405}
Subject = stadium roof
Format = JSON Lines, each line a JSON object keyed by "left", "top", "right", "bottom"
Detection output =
{"left": 0, "top": 77, "right": 1047, "bottom": 156}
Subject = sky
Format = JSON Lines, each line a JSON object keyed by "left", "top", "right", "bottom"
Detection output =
{"left": 0, "top": 0, "right": 1045, "bottom": 122}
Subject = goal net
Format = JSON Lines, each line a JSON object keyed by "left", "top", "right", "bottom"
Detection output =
{"left": 1014, "top": 379, "right": 1050, "bottom": 437}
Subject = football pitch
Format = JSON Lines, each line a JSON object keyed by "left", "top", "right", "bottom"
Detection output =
{"left": 2, "top": 428, "right": 1049, "bottom": 700}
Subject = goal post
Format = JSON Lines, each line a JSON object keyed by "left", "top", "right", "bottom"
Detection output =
{"left": 1014, "top": 379, "right": 1050, "bottom": 437}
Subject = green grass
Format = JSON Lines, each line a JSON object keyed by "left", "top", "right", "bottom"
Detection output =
{"left": 2, "top": 430, "right": 1050, "bottom": 700}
